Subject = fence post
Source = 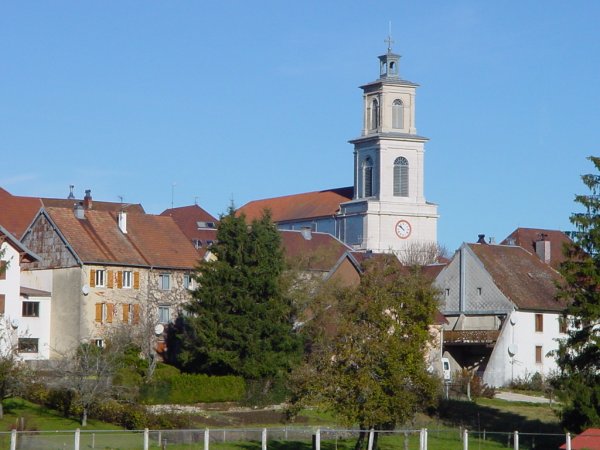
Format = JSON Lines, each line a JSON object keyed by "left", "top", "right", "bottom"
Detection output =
{"left": 313, "top": 428, "right": 321, "bottom": 450}
{"left": 367, "top": 429, "right": 374, "bottom": 450}
{"left": 204, "top": 428, "right": 210, "bottom": 450}
{"left": 262, "top": 428, "right": 267, "bottom": 450}
{"left": 424, "top": 428, "right": 428, "bottom": 449}
{"left": 10, "top": 429, "right": 16, "bottom": 450}
{"left": 463, "top": 428, "right": 468, "bottom": 450}
{"left": 143, "top": 428, "right": 149, "bottom": 450}
{"left": 74, "top": 428, "right": 80, "bottom": 450}
{"left": 566, "top": 432, "right": 571, "bottom": 450}
{"left": 420, "top": 428, "right": 429, "bottom": 450}
{"left": 514, "top": 431, "right": 519, "bottom": 450}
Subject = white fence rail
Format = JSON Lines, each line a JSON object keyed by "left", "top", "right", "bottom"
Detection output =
{"left": 0, "top": 426, "right": 579, "bottom": 449}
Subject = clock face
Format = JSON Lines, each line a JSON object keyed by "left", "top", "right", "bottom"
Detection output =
{"left": 395, "top": 220, "right": 412, "bottom": 239}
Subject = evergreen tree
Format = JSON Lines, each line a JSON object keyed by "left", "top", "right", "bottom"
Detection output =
{"left": 289, "top": 255, "right": 439, "bottom": 449}
{"left": 174, "top": 206, "right": 302, "bottom": 381}
{"left": 555, "top": 156, "right": 600, "bottom": 432}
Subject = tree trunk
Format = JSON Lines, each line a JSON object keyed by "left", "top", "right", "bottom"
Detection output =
{"left": 81, "top": 407, "right": 88, "bottom": 427}
{"left": 354, "top": 430, "right": 366, "bottom": 450}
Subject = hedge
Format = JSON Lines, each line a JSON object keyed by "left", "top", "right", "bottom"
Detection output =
{"left": 141, "top": 373, "right": 245, "bottom": 404}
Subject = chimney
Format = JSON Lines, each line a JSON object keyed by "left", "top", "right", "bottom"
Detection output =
{"left": 74, "top": 202, "right": 85, "bottom": 220}
{"left": 83, "top": 189, "right": 93, "bottom": 210}
{"left": 535, "top": 234, "right": 551, "bottom": 264}
{"left": 477, "top": 234, "right": 487, "bottom": 244}
{"left": 300, "top": 227, "right": 312, "bottom": 240}
{"left": 118, "top": 211, "right": 127, "bottom": 234}
{"left": 67, "top": 185, "right": 75, "bottom": 199}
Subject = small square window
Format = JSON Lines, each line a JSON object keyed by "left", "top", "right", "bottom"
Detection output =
{"left": 18, "top": 338, "right": 38, "bottom": 353}
{"left": 445, "top": 288, "right": 450, "bottom": 296}
{"left": 158, "top": 305, "right": 170, "bottom": 324}
{"left": 477, "top": 287, "right": 482, "bottom": 295}
{"left": 122, "top": 271, "right": 132, "bottom": 289}
{"left": 159, "top": 274, "right": 171, "bottom": 291}
{"left": 94, "top": 339, "right": 105, "bottom": 348}
{"left": 22, "top": 301, "right": 40, "bottom": 317}
{"left": 95, "top": 270, "right": 106, "bottom": 287}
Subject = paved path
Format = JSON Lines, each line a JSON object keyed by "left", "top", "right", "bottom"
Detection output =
{"left": 495, "top": 391, "right": 552, "bottom": 403}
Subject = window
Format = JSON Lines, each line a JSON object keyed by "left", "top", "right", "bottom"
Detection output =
{"left": 392, "top": 99, "right": 404, "bottom": 129}
{"left": 194, "top": 239, "right": 203, "bottom": 249}
{"left": 0, "top": 294, "right": 4, "bottom": 315}
{"left": 535, "top": 314, "right": 543, "bottom": 332}
{"left": 0, "top": 261, "right": 6, "bottom": 280}
{"left": 559, "top": 316, "right": 568, "bottom": 334}
{"left": 445, "top": 288, "right": 450, "bottom": 296}
{"left": 158, "top": 305, "right": 170, "bottom": 324}
{"left": 393, "top": 157, "right": 409, "bottom": 197}
{"left": 477, "top": 287, "right": 482, "bottom": 295}
{"left": 535, "top": 345, "right": 543, "bottom": 364}
{"left": 22, "top": 301, "right": 40, "bottom": 317}
{"left": 94, "top": 339, "right": 105, "bottom": 348}
{"left": 18, "top": 338, "right": 38, "bottom": 353}
{"left": 95, "top": 303, "right": 114, "bottom": 323}
{"left": 183, "top": 274, "right": 192, "bottom": 290}
{"left": 362, "top": 157, "right": 373, "bottom": 197}
{"left": 95, "top": 269, "right": 105, "bottom": 287}
{"left": 370, "top": 99, "right": 379, "bottom": 130}
{"left": 122, "top": 271, "right": 132, "bottom": 289}
{"left": 159, "top": 273, "right": 171, "bottom": 291}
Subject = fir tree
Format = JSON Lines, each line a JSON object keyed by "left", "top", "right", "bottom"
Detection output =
{"left": 555, "top": 156, "right": 600, "bottom": 432}
{"left": 174, "top": 206, "right": 302, "bottom": 381}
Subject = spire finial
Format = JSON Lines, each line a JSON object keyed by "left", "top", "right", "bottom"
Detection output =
{"left": 385, "top": 21, "right": 394, "bottom": 52}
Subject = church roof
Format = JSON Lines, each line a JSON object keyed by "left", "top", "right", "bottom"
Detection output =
{"left": 238, "top": 187, "right": 354, "bottom": 223}
{"left": 501, "top": 227, "right": 571, "bottom": 269}
{"left": 468, "top": 243, "right": 566, "bottom": 312}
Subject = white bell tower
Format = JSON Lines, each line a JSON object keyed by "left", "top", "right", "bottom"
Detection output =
{"left": 339, "top": 38, "right": 438, "bottom": 256}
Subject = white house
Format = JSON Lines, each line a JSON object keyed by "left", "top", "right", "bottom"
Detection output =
{"left": 0, "top": 225, "right": 51, "bottom": 360}
{"left": 435, "top": 239, "right": 567, "bottom": 387}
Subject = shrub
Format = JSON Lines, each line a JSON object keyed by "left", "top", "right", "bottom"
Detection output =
{"left": 141, "top": 373, "right": 245, "bottom": 404}
{"left": 510, "top": 371, "right": 547, "bottom": 392}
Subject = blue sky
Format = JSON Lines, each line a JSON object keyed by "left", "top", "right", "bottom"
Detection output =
{"left": 2, "top": 1, "right": 599, "bottom": 251}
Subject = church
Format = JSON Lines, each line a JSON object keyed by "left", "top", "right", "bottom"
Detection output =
{"left": 239, "top": 42, "right": 439, "bottom": 257}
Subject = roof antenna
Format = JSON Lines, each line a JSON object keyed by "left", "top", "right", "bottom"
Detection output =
{"left": 194, "top": 196, "right": 199, "bottom": 206}
{"left": 171, "top": 182, "right": 176, "bottom": 209}
{"left": 67, "top": 185, "right": 75, "bottom": 200}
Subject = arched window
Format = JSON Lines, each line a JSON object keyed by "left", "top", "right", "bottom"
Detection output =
{"left": 392, "top": 99, "right": 403, "bottom": 129}
{"left": 362, "top": 157, "right": 373, "bottom": 197}
{"left": 370, "top": 99, "right": 379, "bottom": 130}
{"left": 394, "top": 157, "right": 409, "bottom": 197}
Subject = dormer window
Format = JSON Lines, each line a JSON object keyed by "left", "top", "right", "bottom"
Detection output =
{"left": 392, "top": 99, "right": 404, "bottom": 129}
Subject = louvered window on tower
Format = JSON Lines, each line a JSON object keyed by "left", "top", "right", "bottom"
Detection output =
{"left": 363, "top": 157, "right": 373, "bottom": 197}
{"left": 393, "top": 157, "right": 409, "bottom": 197}
{"left": 370, "top": 99, "right": 379, "bottom": 130}
{"left": 392, "top": 99, "right": 403, "bottom": 129}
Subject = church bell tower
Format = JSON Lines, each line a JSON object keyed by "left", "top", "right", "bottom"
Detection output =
{"left": 339, "top": 38, "right": 439, "bottom": 256}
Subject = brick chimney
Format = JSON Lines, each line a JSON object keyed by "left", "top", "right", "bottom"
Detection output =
{"left": 83, "top": 189, "right": 93, "bottom": 210}
{"left": 477, "top": 234, "right": 487, "bottom": 244}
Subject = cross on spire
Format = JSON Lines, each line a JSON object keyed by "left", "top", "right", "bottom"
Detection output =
{"left": 385, "top": 21, "right": 394, "bottom": 52}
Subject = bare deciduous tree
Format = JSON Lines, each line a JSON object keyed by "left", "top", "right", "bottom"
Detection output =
{"left": 396, "top": 241, "right": 449, "bottom": 266}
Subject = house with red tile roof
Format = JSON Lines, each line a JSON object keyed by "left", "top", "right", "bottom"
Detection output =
{"left": 0, "top": 225, "right": 51, "bottom": 360}
{"left": 20, "top": 206, "right": 199, "bottom": 357}
{"left": 435, "top": 241, "right": 568, "bottom": 387}
{"left": 0, "top": 187, "right": 143, "bottom": 239}
{"left": 501, "top": 227, "right": 572, "bottom": 269}
{"left": 160, "top": 204, "right": 218, "bottom": 258}
{"left": 560, "top": 428, "right": 600, "bottom": 449}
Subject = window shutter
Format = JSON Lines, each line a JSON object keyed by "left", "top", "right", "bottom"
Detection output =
{"left": 107, "top": 303, "right": 114, "bottom": 323}
{"left": 123, "top": 304, "right": 129, "bottom": 323}
{"left": 0, "top": 295, "right": 5, "bottom": 314}
{"left": 133, "top": 271, "right": 140, "bottom": 289}
{"left": 107, "top": 270, "right": 114, "bottom": 288}
{"left": 133, "top": 304, "right": 140, "bottom": 324}
{"left": 117, "top": 271, "right": 123, "bottom": 289}
{"left": 90, "top": 269, "right": 96, "bottom": 288}
{"left": 95, "top": 303, "right": 102, "bottom": 322}
{"left": 0, "top": 261, "right": 6, "bottom": 280}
